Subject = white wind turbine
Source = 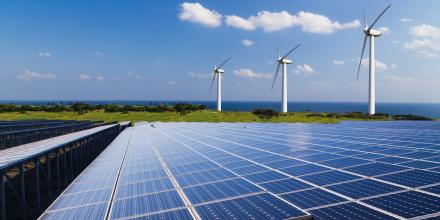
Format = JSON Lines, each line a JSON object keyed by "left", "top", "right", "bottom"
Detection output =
{"left": 357, "top": 5, "right": 391, "bottom": 115}
{"left": 210, "top": 57, "right": 231, "bottom": 112}
{"left": 271, "top": 44, "right": 301, "bottom": 113}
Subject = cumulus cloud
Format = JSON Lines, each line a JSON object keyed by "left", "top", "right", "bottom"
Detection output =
{"left": 360, "top": 58, "right": 388, "bottom": 71}
{"left": 38, "top": 52, "right": 52, "bottom": 57}
{"left": 294, "top": 64, "right": 315, "bottom": 75}
{"left": 404, "top": 24, "right": 440, "bottom": 59}
{"left": 96, "top": 75, "right": 105, "bottom": 81}
{"left": 225, "top": 15, "right": 255, "bottom": 30}
{"left": 227, "top": 10, "right": 359, "bottom": 33}
{"left": 332, "top": 59, "right": 345, "bottom": 65}
{"left": 241, "top": 39, "right": 254, "bottom": 47}
{"left": 179, "top": 4, "right": 359, "bottom": 34}
{"left": 400, "top": 18, "right": 412, "bottom": 22}
{"left": 234, "top": 69, "right": 272, "bottom": 79}
{"left": 17, "top": 70, "right": 56, "bottom": 80}
{"left": 377, "top": 26, "right": 390, "bottom": 34}
{"left": 79, "top": 74, "right": 92, "bottom": 80}
{"left": 178, "top": 2, "right": 222, "bottom": 27}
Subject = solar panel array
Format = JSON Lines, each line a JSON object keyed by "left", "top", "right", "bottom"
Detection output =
{"left": 0, "top": 124, "right": 117, "bottom": 170}
{"left": 40, "top": 121, "right": 440, "bottom": 220}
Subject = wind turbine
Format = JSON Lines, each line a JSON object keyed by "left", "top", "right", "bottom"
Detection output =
{"left": 271, "top": 44, "right": 301, "bottom": 113}
{"left": 357, "top": 5, "right": 391, "bottom": 115}
{"left": 210, "top": 57, "right": 231, "bottom": 112}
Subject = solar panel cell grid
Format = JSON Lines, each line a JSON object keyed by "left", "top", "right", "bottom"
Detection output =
{"left": 39, "top": 121, "right": 440, "bottom": 220}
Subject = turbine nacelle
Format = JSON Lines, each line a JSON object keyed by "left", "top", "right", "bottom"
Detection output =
{"left": 214, "top": 68, "right": 225, "bottom": 74}
{"left": 364, "top": 28, "right": 382, "bottom": 37}
{"left": 278, "top": 58, "right": 293, "bottom": 64}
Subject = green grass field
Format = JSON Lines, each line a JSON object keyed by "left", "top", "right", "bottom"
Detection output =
{"left": 0, "top": 110, "right": 354, "bottom": 123}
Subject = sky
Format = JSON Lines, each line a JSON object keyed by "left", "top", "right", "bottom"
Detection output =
{"left": 0, "top": 0, "right": 440, "bottom": 102}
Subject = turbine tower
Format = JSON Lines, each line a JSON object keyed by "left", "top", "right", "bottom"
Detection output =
{"left": 357, "top": 5, "right": 391, "bottom": 115}
{"left": 210, "top": 57, "right": 231, "bottom": 112}
{"left": 271, "top": 44, "right": 301, "bottom": 113}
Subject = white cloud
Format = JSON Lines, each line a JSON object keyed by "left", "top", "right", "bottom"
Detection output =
{"left": 294, "top": 64, "right": 315, "bottom": 75}
{"left": 294, "top": 11, "right": 360, "bottom": 34}
{"left": 361, "top": 58, "right": 388, "bottom": 71}
{"left": 332, "top": 59, "right": 345, "bottom": 65}
{"left": 400, "top": 18, "right": 412, "bottom": 22}
{"left": 377, "top": 26, "right": 390, "bottom": 34}
{"left": 410, "top": 24, "right": 440, "bottom": 39}
{"left": 178, "top": 2, "right": 222, "bottom": 27}
{"left": 79, "top": 74, "right": 92, "bottom": 80}
{"left": 169, "top": 81, "right": 177, "bottom": 85}
{"left": 417, "top": 50, "right": 439, "bottom": 59}
{"left": 135, "top": 75, "right": 142, "bottom": 80}
{"left": 391, "top": 64, "right": 397, "bottom": 69}
{"left": 228, "top": 10, "right": 359, "bottom": 33}
{"left": 234, "top": 68, "right": 272, "bottom": 79}
{"left": 248, "top": 11, "right": 296, "bottom": 32}
{"left": 241, "top": 39, "right": 254, "bottom": 47}
{"left": 189, "top": 72, "right": 212, "bottom": 78}
{"left": 96, "top": 75, "right": 105, "bottom": 81}
{"left": 95, "top": 51, "right": 103, "bottom": 56}
{"left": 225, "top": 15, "right": 255, "bottom": 30}
{"left": 38, "top": 52, "right": 52, "bottom": 57}
{"left": 17, "top": 70, "right": 56, "bottom": 80}
{"left": 404, "top": 24, "right": 440, "bottom": 59}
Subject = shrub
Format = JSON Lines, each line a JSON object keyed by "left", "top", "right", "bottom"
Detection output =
{"left": 252, "top": 109, "right": 278, "bottom": 120}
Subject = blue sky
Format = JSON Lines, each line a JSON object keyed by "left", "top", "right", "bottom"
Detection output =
{"left": 1, "top": 0, "right": 439, "bottom": 102}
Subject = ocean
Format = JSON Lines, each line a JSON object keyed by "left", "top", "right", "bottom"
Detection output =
{"left": 1, "top": 100, "right": 440, "bottom": 118}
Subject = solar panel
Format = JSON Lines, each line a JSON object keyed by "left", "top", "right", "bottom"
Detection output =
{"left": 40, "top": 121, "right": 440, "bottom": 220}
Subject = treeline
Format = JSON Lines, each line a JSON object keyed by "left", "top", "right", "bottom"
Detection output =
{"left": 251, "top": 109, "right": 433, "bottom": 121}
{"left": 0, "top": 102, "right": 207, "bottom": 114}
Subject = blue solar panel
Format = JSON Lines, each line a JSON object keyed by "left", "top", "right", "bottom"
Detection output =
{"left": 326, "top": 179, "right": 404, "bottom": 199}
{"left": 111, "top": 190, "right": 186, "bottom": 219}
{"left": 195, "top": 193, "right": 309, "bottom": 219}
{"left": 259, "top": 178, "right": 313, "bottom": 194}
{"left": 422, "top": 185, "right": 440, "bottom": 194}
{"left": 39, "top": 121, "right": 440, "bottom": 220}
{"left": 345, "top": 162, "right": 409, "bottom": 176}
{"left": 364, "top": 191, "right": 440, "bottom": 218}
{"left": 378, "top": 170, "right": 440, "bottom": 187}
{"left": 127, "top": 208, "right": 193, "bottom": 220}
{"left": 265, "top": 159, "right": 307, "bottom": 169}
{"left": 280, "top": 164, "right": 330, "bottom": 176}
{"left": 183, "top": 178, "right": 263, "bottom": 204}
{"left": 115, "top": 178, "right": 175, "bottom": 199}
{"left": 40, "top": 203, "right": 108, "bottom": 220}
{"left": 320, "top": 157, "right": 371, "bottom": 168}
{"left": 281, "top": 188, "right": 347, "bottom": 209}
{"left": 299, "top": 170, "right": 361, "bottom": 186}
{"left": 243, "top": 170, "right": 288, "bottom": 184}
{"left": 310, "top": 202, "right": 398, "bottom": 220}
{"left": 175, "top": 168, "right": 237, "bottom": 187}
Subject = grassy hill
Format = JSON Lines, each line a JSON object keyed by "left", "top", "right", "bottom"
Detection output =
{"left": 0, "top": 110, "right": 400, "bottom": 123}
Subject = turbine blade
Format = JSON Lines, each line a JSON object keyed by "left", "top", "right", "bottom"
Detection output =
{"left": 282, "top": 44, "right": 301, "bottom": 59}
{"left": 363, "top": 9, "right": 368, "bottom": 29}
{"left": 209, "top": 73, "right": 217, "bottom": 94}
{"left": 356, "top": 35, "right": 368, "bottom": 81}
{"left": 217, "top": 57, "right": 231, "bottom": 69}
{"left": 368, "top": 4, "right": 391, "bottom": 30}
{"left": 271, "top": 63, "right": 281, "bottom": 91}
